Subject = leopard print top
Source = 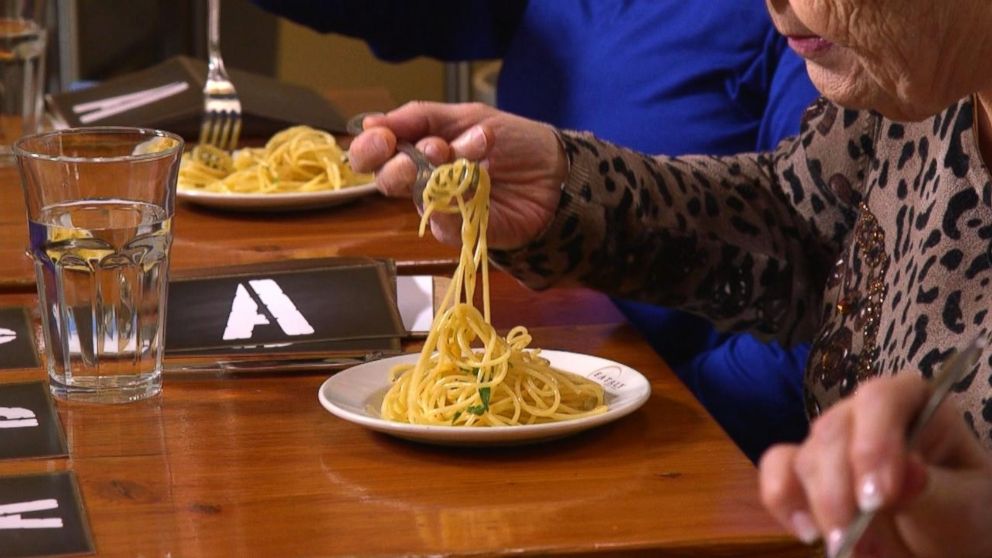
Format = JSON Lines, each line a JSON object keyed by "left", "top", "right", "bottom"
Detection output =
{"left": 492, "top": 96, "right": 992, "bottom": 450}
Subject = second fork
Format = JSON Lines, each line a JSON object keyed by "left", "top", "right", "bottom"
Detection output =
{"left": 199, "top": 0, "right": 242, "bottom": 151}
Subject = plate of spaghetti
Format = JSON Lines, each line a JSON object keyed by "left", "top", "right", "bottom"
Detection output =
{"left": 176, "top": 125, "right": 378, "bottom": 211}
{"left": 318, "top": 350, "right": 650, "bottom": 445}
{"left": 317, "top": 158, "right": 650, "bottom": 445}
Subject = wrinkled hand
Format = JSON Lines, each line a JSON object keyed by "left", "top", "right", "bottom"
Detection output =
{"left": 347, "top": 101, "right": 567, "bottom": 250}
{"left": 759, "top": 373, "right": 992, "bottom": 557}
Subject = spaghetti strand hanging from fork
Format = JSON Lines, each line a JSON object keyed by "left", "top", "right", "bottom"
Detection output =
{"left": 380, "top": 159, "right": 608, "bottom": 426}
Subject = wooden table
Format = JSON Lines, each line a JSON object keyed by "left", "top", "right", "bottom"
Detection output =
{"left": 0, "top": 281, "right": 814, "bottom": 558}
{"left": 0, "top": 89, "right": 817, "bottom": 556}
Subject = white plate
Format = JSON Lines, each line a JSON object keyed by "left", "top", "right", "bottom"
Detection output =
{"left": 177, "top": 182, "right": 379, "bottom": 212}
{"left": 317, "top": 350, "right": 652, "bottom": 446}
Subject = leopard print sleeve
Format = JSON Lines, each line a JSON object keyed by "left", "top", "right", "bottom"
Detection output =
{"left": 491, "top": 99, "right": 878, "bottom": 346}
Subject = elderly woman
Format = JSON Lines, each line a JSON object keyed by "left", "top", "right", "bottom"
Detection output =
{"left": 349, "top": 0, "right": 992, "bottom": 556}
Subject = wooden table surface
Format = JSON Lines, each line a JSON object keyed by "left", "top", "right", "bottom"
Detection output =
{"left": 0, "top": 89, "right": 816, "bottom": 557}
{"left": 0, "top": 282, "right": 814, "bottom": 558}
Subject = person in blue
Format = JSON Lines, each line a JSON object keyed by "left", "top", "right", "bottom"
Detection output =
{"left": 255, "top": 0, "right": 819, "bottom": 461}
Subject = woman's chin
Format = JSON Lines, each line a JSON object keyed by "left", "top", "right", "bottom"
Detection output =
{"left": 805, "top": 56, "right": 953, "bottom": 122}
{"left": 805, "top": 63, "right": 874, "bottom": 110}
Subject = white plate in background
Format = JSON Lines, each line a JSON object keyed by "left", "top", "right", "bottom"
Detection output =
{"left": 177, "top": 182, "right": 379, "bottom": 212}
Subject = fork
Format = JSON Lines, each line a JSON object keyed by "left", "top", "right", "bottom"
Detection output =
{"left": 199, "top": 0, "right": 242, "bottom": 152}
{"left": 347, "top": 112, "right": 435, "bottom": 212}
{"left": 347, "top": 112, "right": 479, "bottom": 213}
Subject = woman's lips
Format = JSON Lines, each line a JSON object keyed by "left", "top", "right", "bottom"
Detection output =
{"left": 787, "top": 35, "right": 834, "bottom": 57}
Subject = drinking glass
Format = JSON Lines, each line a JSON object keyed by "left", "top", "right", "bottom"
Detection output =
{"left": 15, "top": 127, "right": 184, "bottom": 403}
{"left": 0, "top": 0, "right": 47, "bottom": 163}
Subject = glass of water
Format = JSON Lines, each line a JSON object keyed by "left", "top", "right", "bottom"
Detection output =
{"left": 15, "top": 127, "right": 184, "bottom": 403}
{"left": 0, "top": 0, "right": 46, "bottom": 163}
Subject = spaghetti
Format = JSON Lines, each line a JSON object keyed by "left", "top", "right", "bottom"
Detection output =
{"left": 381, "top": 159, "right": 607, "bottom": 426}
{"left": 177, "top": 125, "right": 372, "bottom": 194}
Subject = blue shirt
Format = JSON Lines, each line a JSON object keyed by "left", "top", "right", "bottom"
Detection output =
{"left": 498, "top": 1, "right": 816, "bottom": 154}
{"left": 254, "top": 0, "right": 817, "bottom": 153}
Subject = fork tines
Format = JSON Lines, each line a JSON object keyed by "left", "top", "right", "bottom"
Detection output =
{"left": 199, "top": 87, "right": 242, "bottom": 152}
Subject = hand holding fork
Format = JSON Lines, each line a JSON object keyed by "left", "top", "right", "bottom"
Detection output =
{"left": 347, "top": 112, "right": 436, "bottom": 212}
{"left": 758, "top": 336, "right": 992, "bottom": 558}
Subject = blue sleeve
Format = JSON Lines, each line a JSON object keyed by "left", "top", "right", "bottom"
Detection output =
{"left": 755, "top": 33, "right": 820, "bottom": 150}
{"left": 252, "top": 0, "right": 526, "bottom": 62}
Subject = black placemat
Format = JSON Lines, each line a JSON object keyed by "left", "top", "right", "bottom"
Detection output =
{"left": 166, "top": 258, "right": 405, "bottom": 354}
{"left": 0, "top": 382, "right": 68, "bottom": 462}
{"left": 47, "top": 55, "right": 346, "bottom": 139}
{"left": 0, "top": 472, "right": 93, "bottom": 557}
{"left": 0, "top": 307, "right": 39, "bottom": 370}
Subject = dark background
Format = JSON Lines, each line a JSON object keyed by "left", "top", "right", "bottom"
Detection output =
{"left": 50, "top": 0, "right": 277, "bottom": 94}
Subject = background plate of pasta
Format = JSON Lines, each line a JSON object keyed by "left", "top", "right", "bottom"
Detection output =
{"left": 176, "top": 125, "right": 378, "bottom": 211}
{"left": 317, "top": 350, "right": 651, "bottom": 446}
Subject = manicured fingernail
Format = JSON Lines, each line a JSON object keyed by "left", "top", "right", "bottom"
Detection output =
{"left": 370, "top": 133, "right": 388, "bottom": 156}
{"left": 423, "top": 142, "right": 442, "bottom": 162}
{"left": 790, "top": 511, "right": 820, "bottom": 544}
{"left": 858, "top": 473, "right": 883, "bottom": 512}
{"left": 359, "top": 112, "right": 385, "bottom": 130}
{"left": 452, "top": 126, "right": 487, "bottom": 152}
{"left": 826, "top": 528, "right": 845, "bottom": 557}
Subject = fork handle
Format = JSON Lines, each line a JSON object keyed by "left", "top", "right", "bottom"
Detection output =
{"left": 206, "top": 0, "right": 225, "bottom": 72}
{"left": 396, "top": 143, "right": 433, "bottom": 180}
{"left": 397, "top": 142, "right": 435, "bottom": 212}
